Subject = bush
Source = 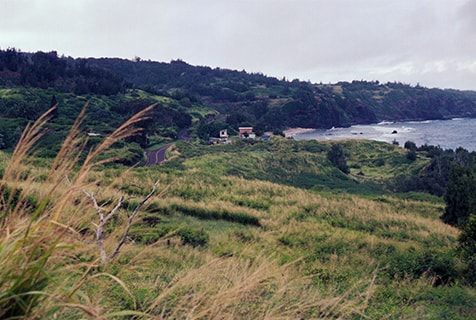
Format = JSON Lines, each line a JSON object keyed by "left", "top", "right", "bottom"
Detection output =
{"left": 404, "top": 141, "right": 417, "bottom": 151}
{"left": 406, "top": 150, "right": 417, "bottom": 161}
{"left": 442, "top": 164, "right": 474, "bottom": 226}
{"left": 384, "top": 248, "right": 457, "bottom": 285}
{"left": 327, "top": 144, "right": 350, "bottom": 174}
{"left": 0, "top": 184, "right": 40, "bottom": 218}
{"left": 170, "top": 204, "right": 261, "bottom": 226}
{"left": 458, "top": 214, "right": 476, "bottom": 286}
{"left": 178, "top": 228, "right": 209, "bottom": 247}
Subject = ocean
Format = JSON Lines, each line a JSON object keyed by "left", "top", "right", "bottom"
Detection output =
{"left": 292, "top": 118, "right": 476, "bottom": 152}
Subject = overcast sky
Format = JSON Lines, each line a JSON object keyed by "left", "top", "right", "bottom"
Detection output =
{"left": 1, "top": 0, "right": 475, "bottom": 90}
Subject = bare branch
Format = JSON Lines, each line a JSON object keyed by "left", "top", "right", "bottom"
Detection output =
{"left": 82, "top": 190, "right": 125, "bottom": 263}
{"left": 83, "top": 179, "right": 161, "bottom": 263}
{"left": 103, "top": 196, "right": 124, "bottom": 225}
{"left": 109, "top": 180, "right": 160, "bottom": 260}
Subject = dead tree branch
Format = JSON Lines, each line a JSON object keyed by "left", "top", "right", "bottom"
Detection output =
{"left": 83, "top": 179, "right": 160, "bottom": 263}
{"left": 109, "top": 179, "right": 160, "bottom": 260}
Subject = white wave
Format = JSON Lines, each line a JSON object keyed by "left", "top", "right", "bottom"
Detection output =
{"left": 407, "top": 120, "right": 433, "bottom": 124}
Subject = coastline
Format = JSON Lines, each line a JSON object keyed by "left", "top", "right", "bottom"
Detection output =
{"left": 291, "top": 118, "right": 476, "bottom": 152}
{"left": 283, "top": 127, "right": 316, "bottom": 137}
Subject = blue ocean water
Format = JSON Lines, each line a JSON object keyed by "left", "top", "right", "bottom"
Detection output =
{"left": 293, "top": 118, "right": 476, "bottom": 151}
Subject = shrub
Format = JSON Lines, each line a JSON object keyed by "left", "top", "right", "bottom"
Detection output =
{"left": 0, "top": 183, "right": 39, "bottom": 218}
{"left": 327, "top": 144, "right": 350, "bottom": 174}
{"left": 373, "top": 158, "right": 385, "bottom": 167}
{"left": 384, "top": 248, "right": 457, "bottom": 285}
{"left": 406, "top": 150, "right": 417, "bottom": 161}
{"left": 457, "top": 214, "right": 476, "bottom": 286}
{"left": 442, "top": 164, "right": 474, "bottom": 226}
{"left": 170, "top": 204, "right": 261, "bottom": 226}
{"left": 404, "top": 141, "right": 417, "bottom": 151}
{"left": 178, "top": 228, "right": 209, "bottom": 247}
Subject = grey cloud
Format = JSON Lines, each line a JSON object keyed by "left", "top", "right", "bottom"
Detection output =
{"left": 0, "top": 0, "right": 475, "bottom": 90}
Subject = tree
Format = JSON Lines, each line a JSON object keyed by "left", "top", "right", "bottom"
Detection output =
{"left": 406, "top": 149, "right": 417, "bottom": 161}
{"left": 457, "top": 214, "right": 476, "bottom": 285}
{"left": 441, "top": 164, "right": 474, "bottom": 226}
{"left": 327, "top": 144, "right": 350, "bottom": 174}
{"left": 404, "top": 140, "right": 417, "bottom": 151}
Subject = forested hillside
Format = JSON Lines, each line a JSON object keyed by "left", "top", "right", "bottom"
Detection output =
{"left": 90, "top": 56, "right": 476, "bottom": 129}
{"left": 1, "top": 48, "right": 476, "bottom": 318}
{"left": 1, "top": 48, "right": 476, "bottom": 141}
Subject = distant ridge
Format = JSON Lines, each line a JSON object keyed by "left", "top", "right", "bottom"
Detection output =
{"left": 1, "top": 48, "right": 476, "bottom": 133}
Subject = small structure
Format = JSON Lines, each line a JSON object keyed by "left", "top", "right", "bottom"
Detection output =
{"left": 209, "top": 129, "right": 231, "bottom": 144}
{"left": 220, "top": 129, "right": 228, "bottom": 139}
{"left": 209, "top": 137, "right": 220, "bottom": 144}
{"left": 238, "top": 127, "right": 255, "bottom": 139}
{"left": 261, "top": 133, "right": 272, "bottom": 141}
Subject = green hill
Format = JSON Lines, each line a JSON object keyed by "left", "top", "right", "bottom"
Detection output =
{"left": 1, "top": 49, "right": 476, "bottom": 146}
{"left": 1, "top": 127, "right": 475, "bottom": 318}
{"left": 1, "top": 48, "right": 476, "bottom": 318}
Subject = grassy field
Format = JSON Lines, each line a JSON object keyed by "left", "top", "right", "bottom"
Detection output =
{"left": 0, "top": 114, "right": 475, "bottom": 319}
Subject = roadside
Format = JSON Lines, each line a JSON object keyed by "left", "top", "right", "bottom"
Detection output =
{"left": 145, "top": 144, "right": 170, "bottom": 166}
{"left": 144, "top": 129, "right": 190, "bottom": 166}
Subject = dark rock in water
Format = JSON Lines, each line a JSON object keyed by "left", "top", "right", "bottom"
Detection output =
{"left": 391, "top": 130, "right": 398, "bottom": 134}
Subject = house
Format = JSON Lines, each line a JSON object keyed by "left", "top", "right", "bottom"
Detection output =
{"left": 219, "top": 129, "right": 231, "bottom": 144}
{"left": 220, "top": 129, "right": 228, "bottom": 139}
{"left": 209, "top": 129, "right": 231, "bottom": 144}
{"left": 238, "top": 127, "right": 255, "bottom": 139}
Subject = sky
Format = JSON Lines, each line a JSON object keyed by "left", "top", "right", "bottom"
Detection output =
{"left": 1, "top": 0, "right": 476, "bottom": 90}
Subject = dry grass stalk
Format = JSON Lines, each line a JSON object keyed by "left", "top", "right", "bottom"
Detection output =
{"left": 0, "top": 102, "right": 160, "bottom": 318}
{"left": 143, "top": 249, "right": 378, "bottom": 319}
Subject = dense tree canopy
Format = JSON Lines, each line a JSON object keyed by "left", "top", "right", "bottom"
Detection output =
{"left": 2, "top": 49, "right": 476, "bottom": 134}
{"left": 0, "top": 49, "right": 127, "bottom": 95}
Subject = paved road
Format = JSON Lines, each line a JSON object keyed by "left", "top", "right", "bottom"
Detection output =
{"left": 145, "top": 144, "right": 170, "bottom": 166}
{"left": 145, "top": 130, "right": 190, "bottom": 166}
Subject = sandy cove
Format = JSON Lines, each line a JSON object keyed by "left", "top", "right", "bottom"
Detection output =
{"left": 283, "top": 127, "right": 316, "bottom": 137}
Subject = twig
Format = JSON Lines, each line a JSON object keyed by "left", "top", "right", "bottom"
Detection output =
{"left": 110, "top": 179, "right": 159, "bottom": 260}
{"left": 83, "top": 179, "right": 160, "bottom": 263}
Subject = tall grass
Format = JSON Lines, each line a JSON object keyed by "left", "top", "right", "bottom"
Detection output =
{"left": 141, "top": 248, "right": 378, "bottom": 319}
{"left": 0, "top": 102, "right": 474, "bottom": 318}
{"left": 0, "top": 103, "right": 158, "bottom": 318}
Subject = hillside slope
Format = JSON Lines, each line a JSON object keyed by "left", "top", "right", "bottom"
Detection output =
{"left": 90, "top": 57, "right": 476, "bottom": 128}
{"left": 1, "top": 133, "right": 475, "bottom": 318}
{"left": 1, "top": 49, "right": 476, "bottom": 138}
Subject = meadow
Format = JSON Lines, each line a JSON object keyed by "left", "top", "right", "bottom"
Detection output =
{"left": 0, "top": 108, "right": 475, "bottom": 319}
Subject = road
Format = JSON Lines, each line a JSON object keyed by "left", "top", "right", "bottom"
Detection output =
{"left": 145, "top": 144, "right": 170, "bottom": 166}
{"left": 144, "top": 130, "right": 190, "bottom": 166}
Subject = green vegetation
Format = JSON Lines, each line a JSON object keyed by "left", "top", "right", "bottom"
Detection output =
{"left": 327, "top": 143, "right": 350, "bottom": 174}
{"left": 458, "top": 214, "right": 476, "bottom": 285}
{"left": 2, "top": 49, "right": 476, "bottom": 153}
{"left": 1, "top": 107, "right": 475, "bottom": 318}
{"left": 1, "top": 49, "right": 476, "bottom": 318}
{"left": 442, "top": 162, "right": 476, "bottom": 226}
